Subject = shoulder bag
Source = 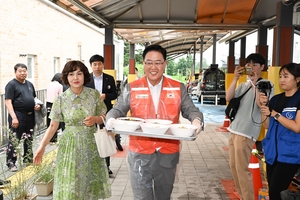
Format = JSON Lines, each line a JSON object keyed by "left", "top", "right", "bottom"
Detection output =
{"left": 225, "top": 86, "right": 252, "bottom": 121}
{"left": 94, "top": 116, "right": 117, "bottom": 158}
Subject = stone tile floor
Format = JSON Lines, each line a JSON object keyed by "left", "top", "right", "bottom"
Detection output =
{"left": 1, "top": 99, "right": 246, "bottom": 200}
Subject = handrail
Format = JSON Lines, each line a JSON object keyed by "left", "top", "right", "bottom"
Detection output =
{"left": 0, "top": 89, "right": 47, "bottom": 149}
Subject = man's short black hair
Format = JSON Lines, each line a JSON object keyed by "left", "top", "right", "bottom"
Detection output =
{"left": 142, "top": 45, "right": 167, "bottom": 61}
{"left": 246, "top": 53, "right": 266, "bottom": 66}
{"left": 14, "top": 63, "right": 27, "bottom": 72}
{"left": 89, "top": 54, "right": 104, "bottom": 64}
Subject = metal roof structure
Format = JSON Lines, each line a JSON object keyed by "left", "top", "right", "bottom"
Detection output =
{"left": 49, "top": 0, "right": 282, "bottom": 59}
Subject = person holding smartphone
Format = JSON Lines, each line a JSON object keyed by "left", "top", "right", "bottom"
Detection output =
{"left": 226, "top": 53, "right": 270, "bottom": 200}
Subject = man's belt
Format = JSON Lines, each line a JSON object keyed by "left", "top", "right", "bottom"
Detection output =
{"left": 17, "top": 111, "right": 33, "bottom": 115}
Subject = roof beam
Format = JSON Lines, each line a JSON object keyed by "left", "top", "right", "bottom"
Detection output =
{"left": 68, "top": 0, "right": 110, "bottom": 25}
{"left": 113, "top": 23, "right": 258, "bottom": 30}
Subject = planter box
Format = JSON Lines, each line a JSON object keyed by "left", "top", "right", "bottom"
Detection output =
{"left": 34, "top": 179, "right": 54, "bottom": 196}
{"left": 14, "top": 193, "right": 38, "bottom": 200}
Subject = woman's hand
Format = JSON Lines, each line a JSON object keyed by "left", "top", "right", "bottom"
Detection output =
{"left": 33, "top": 146, "right": 45, "bottom": 165}
{"left": 260, "top": 105, "right": 271, "bottom": 117}
{"left": 83, "top": 116, "right": 96, "bottom": 127}
{"left": 259, "top": 92, "right": 269, "bottom": 106}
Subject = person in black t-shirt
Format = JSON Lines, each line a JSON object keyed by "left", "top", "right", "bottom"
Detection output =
{"left": 4, "top": 63, "right": 41, "bottom": 172}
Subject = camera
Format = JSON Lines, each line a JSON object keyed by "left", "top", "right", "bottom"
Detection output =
{"left": 256, "top": 80, "right": 273, "bottom": 96}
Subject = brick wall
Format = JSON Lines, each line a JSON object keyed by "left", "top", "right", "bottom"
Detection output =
{"left": 0, "top": 0, "right": 124, "bottom": 93}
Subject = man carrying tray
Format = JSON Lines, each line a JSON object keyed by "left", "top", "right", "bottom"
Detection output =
{"left": 106, "top": 44, "right": 204, "bottom": 200}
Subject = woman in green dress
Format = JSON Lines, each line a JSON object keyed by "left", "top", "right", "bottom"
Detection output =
{"left": 33, "top": 60, "right": 111, "bottom": 199}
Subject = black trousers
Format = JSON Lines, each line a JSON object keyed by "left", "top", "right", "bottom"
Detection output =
{"left": 46, "top": 102, "right": 62, "bottom": 142}
{"left": 7, "top": 111, "right": 35, "bottom": 166}
{"left": 267, "top": 161, "right": 300, "bottom": 200}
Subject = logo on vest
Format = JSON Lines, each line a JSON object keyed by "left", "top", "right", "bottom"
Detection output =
{"left": 136, "top": 94, "right": 148, "bottom": 99}
{"left": 167, "top": 93, "right": 175, "bottom": 98}
{"left": 286, "top": 112, "right": 294, "bottom": 120}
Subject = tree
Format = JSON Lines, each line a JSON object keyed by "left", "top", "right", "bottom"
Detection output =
{"left": 166, "top": 59, "right": 176, "bottom": 75}
{"left": 123, "top": 42, "right": 144, "bottom": 67}
{"left": 123, "top": 42, "right": 130, "bottom": 67}
{"left": 176, "top": 55, "right": 193, "bottom": 77}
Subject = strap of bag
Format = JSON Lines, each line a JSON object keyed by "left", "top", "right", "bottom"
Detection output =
{"left": 99, "top": 115, "right": 106, "bottom": 127}
{"left": 238, "top": 77, "right": 262, "bottom": 100}
{"left": 237, "top": 86, "right": 251, "bottom": 100}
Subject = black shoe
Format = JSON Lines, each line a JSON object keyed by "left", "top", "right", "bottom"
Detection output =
{"left": 0, "top": 179, "right": 11, "bottom": 188}
{"left": 107, "top": 167, "right": 113, "bottom": 175}
{"left": 115, "top": 134, "right": 123, "bottom": 151}
{"left": 116, "top": 142, "right": 123, "bottom": 151}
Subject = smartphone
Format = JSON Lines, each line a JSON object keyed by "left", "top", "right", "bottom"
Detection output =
{"left": 243, "top": 67, "right": 252, "bottom": 75}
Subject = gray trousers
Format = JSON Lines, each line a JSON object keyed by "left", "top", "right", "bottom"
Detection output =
{"left": 127, "top": 150, "right": 179, "bottom": 200}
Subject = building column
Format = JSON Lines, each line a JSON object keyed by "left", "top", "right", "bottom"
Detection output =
{"left": 104, "top": 27, "right": 115, "bottom": 70}
{"left": 239, "top": 37, "right": 246, "bottom": 67}
{"left": 199, "top": 36, "right": 204, "bottom": 76}
{"left": 272, "top": 1, "right": 294, "bottom": 66}
{"left": 128, "top": 43, "right": 136, "bottom": 83}
{"left": 212, "top": 34, "right": 217, "bottom": 64}
{"left": 225, "top": 41, "right": 235, "bottom": 91}
{"left": 269, "top": 1, "right": 294, "bottom": 95}
{"left": 256, "top": 25, "right": 268, "bottom": 70}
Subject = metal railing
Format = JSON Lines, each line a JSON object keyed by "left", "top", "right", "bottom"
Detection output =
{"left": 0, "top": 89, "right": 47, "bottom": 148}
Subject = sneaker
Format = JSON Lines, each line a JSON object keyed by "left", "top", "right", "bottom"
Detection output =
{"left": 9, "top": 165, "right": 18, "bottom": 172}
{"left": 108, "top": 168, "right": 113, "bottom": 175}
{"left": 0, "top": 179, "right": 11, "bottom": 188}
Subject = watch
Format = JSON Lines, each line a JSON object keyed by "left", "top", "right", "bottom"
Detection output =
{"left": 274, "top": 113, "right": 281, "bottom": 121}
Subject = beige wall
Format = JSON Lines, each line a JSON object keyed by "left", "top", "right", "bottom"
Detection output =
{"left": 0, "top": 0, "right": 123, "bottom": 93}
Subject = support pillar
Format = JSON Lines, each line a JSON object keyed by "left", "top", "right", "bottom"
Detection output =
{"left": 272, "top": 2, "right": 294, "bottom": 66}
{"left": 212, "top": 34, "right": 217, "bottom": 64}
{"left": 192, "top": 42, "right": 196, "bottom": 77}
{"left": 128, "top": 43, "right": 136, "bottom": 83}
{"left": 104, "top": 27, "right": 115, "bottom": 70}
{"left": 256, "top": 25, "right": 269, "bottom": 69}
{"left": 199, "top": 36, "right": 204, "bottom": 77}
{"left": 225, "top": 41, "right": 235, "bottom": 92}
{"left": 239, "top": 37, "right": 246, "bottom": 67}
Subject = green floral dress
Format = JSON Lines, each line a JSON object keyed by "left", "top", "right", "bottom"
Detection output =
{"left": 50, "top": 87, "right": 111, "bottom": 200}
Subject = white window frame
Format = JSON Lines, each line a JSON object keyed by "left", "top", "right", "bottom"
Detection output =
{"left": 27, "top": 55, "right": 35, "bottom": 84}
{"left": 54, "top": 57, "right": 60, "bottom": 74}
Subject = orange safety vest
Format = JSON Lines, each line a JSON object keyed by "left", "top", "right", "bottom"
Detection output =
{"left": 129, "top": 76, "right": 181, "bottom": 154}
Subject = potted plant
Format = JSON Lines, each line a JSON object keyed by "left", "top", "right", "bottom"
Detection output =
{"left": 33, "top": 158, "right": 55, "bottom": 196}
{"left": 0, "top": 127, "right": 38, "bottom": 200}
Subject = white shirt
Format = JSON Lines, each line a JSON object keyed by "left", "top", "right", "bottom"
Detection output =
{"left": 147, "top": 78, "right": 163, "bottom": 114}
{"left": 93, "top": 73, "right": 103, "bottom": 93}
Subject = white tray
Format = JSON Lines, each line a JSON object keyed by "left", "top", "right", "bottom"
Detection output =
{"left": 112, "top": 128, "right": 197, "bottom": 141}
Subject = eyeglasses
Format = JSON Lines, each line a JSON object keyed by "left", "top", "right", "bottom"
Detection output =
{"left": 144, "top": 60, "right": 165, "bottom": 68}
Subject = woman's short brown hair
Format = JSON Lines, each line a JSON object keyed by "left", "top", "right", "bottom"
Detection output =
{"left": 61, "top": 60, "right": 91, "bottom": 86}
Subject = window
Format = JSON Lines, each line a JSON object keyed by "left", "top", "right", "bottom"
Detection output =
{"left": 27, "top": 55, "right": 34, "bottom": 84}
{"left": 53, "top": 57, "right": 60, "bottom": 74}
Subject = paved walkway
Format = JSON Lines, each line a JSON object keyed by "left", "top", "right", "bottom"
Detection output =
{"left": 3, "top": 99, "right": 242, "bottom": 200}
{"left": 106, "top": 121, "right": 238, "bottom": 200}
{"left": 105, "top": 100, "right": 239, "bottom": 199}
